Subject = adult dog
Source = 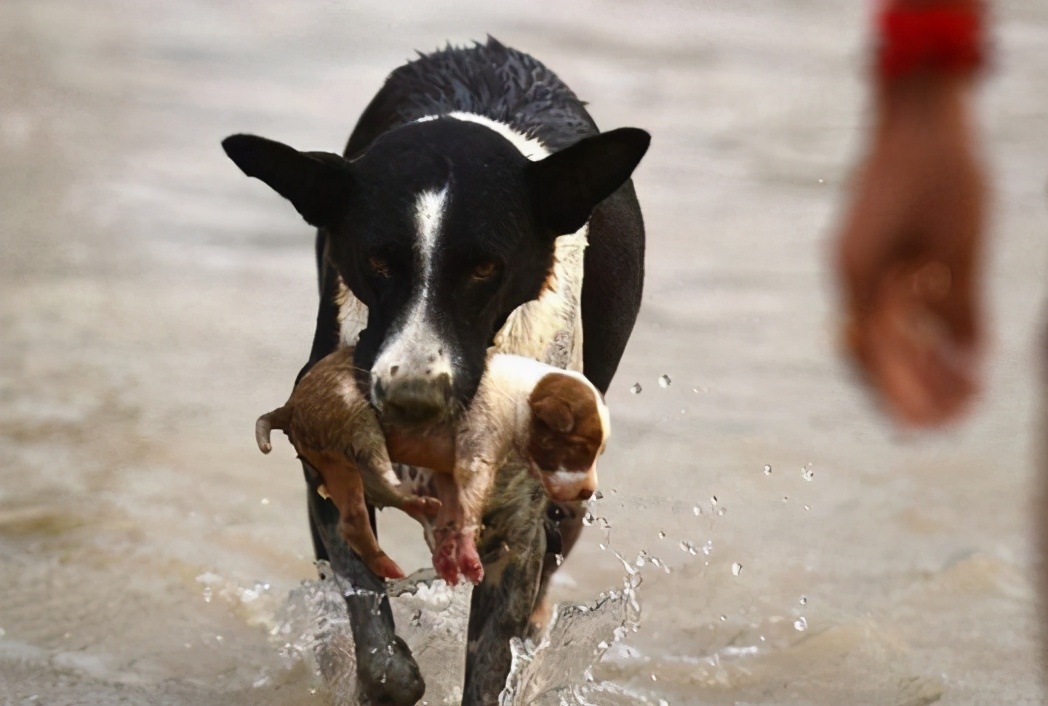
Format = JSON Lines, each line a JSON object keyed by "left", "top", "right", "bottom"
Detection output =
{"left": 223, "top": 37, "right": 648, "bottom": 705}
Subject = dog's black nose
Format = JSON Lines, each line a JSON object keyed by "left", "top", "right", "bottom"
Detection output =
{"left": 376, "top": 372, "right": 453, "bottom": 425}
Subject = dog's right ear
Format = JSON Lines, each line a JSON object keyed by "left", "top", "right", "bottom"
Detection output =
{"left": 222, "top": 134, "right": 354, "bottom": 228}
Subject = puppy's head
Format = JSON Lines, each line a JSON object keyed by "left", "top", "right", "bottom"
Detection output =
{"left": 222, "top": 119, "right": 648, "bottom": 427}
{"left": 525, "top": 371, "right": 610, "bottom": 502}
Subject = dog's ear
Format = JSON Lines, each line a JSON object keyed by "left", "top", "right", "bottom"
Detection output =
{"left": 222, "top": 134, "right": 354, "bottom": 228}
{"left": 530, "top": 394, "right": 575, "bottom": 434}
{"left": 529, "top": 127, "right": 650, "bottom": 235}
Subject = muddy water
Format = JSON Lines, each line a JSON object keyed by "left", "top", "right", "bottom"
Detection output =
{"left": 2, "top": 0, "right": 1046, "bottom": 704}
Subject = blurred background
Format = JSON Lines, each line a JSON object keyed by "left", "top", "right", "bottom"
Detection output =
{"left": 1, "top": 0, "right": 1046, "bottom": 704}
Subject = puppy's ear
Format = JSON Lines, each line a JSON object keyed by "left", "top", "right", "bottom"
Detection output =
{"left": 222, "top": 134, "right": 354, "bottom": 228}
{"left": 529, "top": 127, "right": 650, "bottom": 235}
{"left": 530, "top": 395, "right": 575, "bottom": 434}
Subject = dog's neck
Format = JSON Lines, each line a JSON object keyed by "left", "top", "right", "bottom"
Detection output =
{"left": 335, "top": 112, "right": 586, "bottom": 373}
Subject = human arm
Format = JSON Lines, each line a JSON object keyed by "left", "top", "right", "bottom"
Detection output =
{"left": 834, "top": 0, "right": 989, "bottom": 427}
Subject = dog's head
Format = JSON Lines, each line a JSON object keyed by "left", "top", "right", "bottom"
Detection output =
{"left": 223, "top": 118, "right": 647, "bottom": 425}
{"left": 525, "top": 370, "right": 609, "bottom": 502}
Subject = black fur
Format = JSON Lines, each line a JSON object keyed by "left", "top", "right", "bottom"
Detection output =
{"left": 224, "top": 37, "right": 647, "bottom": 705}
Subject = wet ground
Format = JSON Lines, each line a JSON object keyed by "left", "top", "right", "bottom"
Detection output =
{"left": 1, "top": 0, "right": 1046, "bottom": 704}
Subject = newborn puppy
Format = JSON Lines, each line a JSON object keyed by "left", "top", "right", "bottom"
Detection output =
{"left": 255, "top": 347, "right": 441, "bottom": 581}
{"left": 393, "top": 353, "right": 610, "bottom": 586}
{"left": 256, "top": 348, "right": 611, "bottom": 586}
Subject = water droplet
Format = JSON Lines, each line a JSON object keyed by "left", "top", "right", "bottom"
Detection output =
{"left": 763, "top": 464, "right": 772, "bottom": 475}
{"left": 794, "top": 617, "right": 808, "bottom": 631}
{"left": 717, "top": 506, "right": 727, "bottom": 516}
{"left": 658, "top": 374, "right": 672, "bottom": 388}
{"left": 781, "top": 495, "right": 789, "bottom": 503}
{"left": 802, "top": 463, "right": 814, "bottom": 481}
{"left": 719, "top": 614, "right": 727, "bottom": 622}
{"left": 679, "top": 540, "right": 697, "bottom": 555}
{"left": 594, "top": 489, "right": 604, "bottom": 500}
{"left": 702, "top": 540, "right": 713, "bottom": 555}
{"left": 657, "top": 530, "right": 666, "bottom": 539}
{"left": 555, "top": 553, "right": 565, "bottom": 566}
{"left": 630, "top": 382, "right": 642, "bottom": 394}
{"left": 804, "top": 504, "right": 811, "bottom": 511}
{"left": 799, "top": 595, "right": 808, "bottom": 605}
{"left": 260, "top": 497, "right": 270, "bottom": 505}
{"left": 650, "top": 673, "right": 658, "bottom": 682}
{"left": 731, "top": 562, "right": 743, "bottom": 576}
{"left": 692, "top": 505, "right": 702, "bottom": 516}
{"left": 215, "top": 635, "right": 223, "bottom": 642}
{"left": 598, "top": 543, "right": 607, "bottom": 551}
{"left": 710, "top": 495, "right": 718, "bottom": 506}
{"left": 582, "top": 512, "right": 595, "bottom": 526}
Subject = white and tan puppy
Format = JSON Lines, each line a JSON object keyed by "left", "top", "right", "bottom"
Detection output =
{"left": 255, "top": 347, "right": 610, "bottom": 585}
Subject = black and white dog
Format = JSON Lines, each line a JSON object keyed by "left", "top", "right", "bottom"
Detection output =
{"left": 223, "top": 38, "right": 648, "bottom": 705}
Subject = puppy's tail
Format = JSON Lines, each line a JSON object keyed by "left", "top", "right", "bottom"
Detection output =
{"left": 255, "top": 406, "right": 291, "bottom": 454}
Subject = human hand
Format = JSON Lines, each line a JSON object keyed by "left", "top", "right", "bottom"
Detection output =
{"left": 835, "top": 77, "right": 988, "bottom": 427}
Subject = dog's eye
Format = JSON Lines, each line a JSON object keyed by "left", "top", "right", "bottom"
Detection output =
{"left": 368, "top": 256, "right": 391, "bottom": 279}
{"left": 471, "top": 261, "right": 499, "bottom": 281}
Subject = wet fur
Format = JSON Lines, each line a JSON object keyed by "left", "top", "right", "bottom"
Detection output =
{"left": 232, "top": 38, "right": 645, "bottom": 705}
{"left": 320, "top": 40, "right": 643, "bottom": 704}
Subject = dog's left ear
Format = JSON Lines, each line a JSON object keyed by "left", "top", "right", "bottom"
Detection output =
{"left": 222, "top": 134, "right": 355, "bottom": 228}
{"left": 531, "top": 395, "right": 575, "bottom": 434}
{"left": 529, "top": 127, "right": 650, "bottom": 235}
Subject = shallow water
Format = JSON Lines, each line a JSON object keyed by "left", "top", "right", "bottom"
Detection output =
{"left": 2, "top": 0, "right": 1047, "bottom": 704}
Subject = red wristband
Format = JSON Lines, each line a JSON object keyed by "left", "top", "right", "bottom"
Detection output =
{"left": 876, "top": 6, "right": 987, "bottom": 81}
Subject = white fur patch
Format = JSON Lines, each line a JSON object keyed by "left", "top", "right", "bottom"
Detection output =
{"left": 370, "top": 187, "right": 453, "bottom": 394}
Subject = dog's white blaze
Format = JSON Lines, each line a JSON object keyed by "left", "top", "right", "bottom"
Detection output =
{"left": 413, "top": 186, "right": 448, "bottom": 307}
{"left": 371, "top": 186, "right": 453, "bottom": 388}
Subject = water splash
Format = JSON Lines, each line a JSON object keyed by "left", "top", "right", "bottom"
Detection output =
{"left": 269, "top": 559, "right": 651, "bottom": 705}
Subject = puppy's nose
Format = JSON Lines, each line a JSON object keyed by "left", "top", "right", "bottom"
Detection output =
{"left": 374, "top": 370, "right": 453, "bottom": 425}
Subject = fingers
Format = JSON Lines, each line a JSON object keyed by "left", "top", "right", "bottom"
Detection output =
{"left": 847, "top": 280, "right": 980, "bottom": 428}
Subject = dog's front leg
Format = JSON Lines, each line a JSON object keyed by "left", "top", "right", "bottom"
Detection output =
{"left": 461, "top": 466, "right": 548, "bottom": 706}
{"left": 304, "top": 462, "right": 426, "bottom": 706}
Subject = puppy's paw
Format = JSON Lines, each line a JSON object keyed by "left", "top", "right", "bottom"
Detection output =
{"left": 401, "top": 495, "right": 442, "bottom": 520}
{"left": 367, "top": 552, "right": 406, "bottom": 581}
{"left": 432, "top": 530, "right": 483, "bottom": 585}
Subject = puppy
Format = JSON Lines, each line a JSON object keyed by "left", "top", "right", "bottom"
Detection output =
{"left": 255, "top": 347, "right": 441, "bottom": 580}
{"left": 256, "top": 348, "right": 610, "bottom": 585}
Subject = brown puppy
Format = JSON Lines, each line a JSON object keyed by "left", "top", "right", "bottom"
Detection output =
{"left": 256, "top": 349, "right": 610, "bottom": 585}
{"left": 256, "top": 348, "right": 441, "bottom": 580}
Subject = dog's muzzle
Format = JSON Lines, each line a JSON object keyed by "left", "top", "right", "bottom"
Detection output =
{"left": 372, "top": 368, "right": 454, "bottom": 425}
